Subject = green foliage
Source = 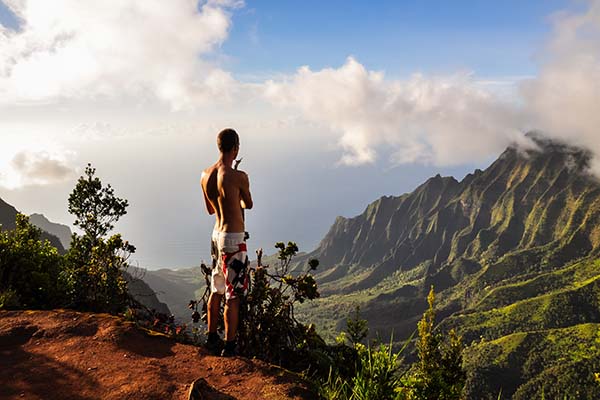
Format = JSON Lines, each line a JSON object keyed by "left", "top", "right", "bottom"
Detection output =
{"left": 320, "top": 288, "right": 465, "bottom": 400}
{"left": 321, "top": 341, "right": 405, "bottom": 400}
{"left": 238, "top": 241, "right": 326, "bottom": 368}
{"left": 68, "top": 163, "right": 128, "bottom": 244}
{"left": 408, "top": 287, "right": 465, "bottom": 400}
{"left": 319, "top": 342, "right": 408, "bottom": 400}
{"left": 345, "top": 305, "right": 369, "bottom": 346}
{"left": 352, "top": 342, "right": 404, "bottom": 400}
{"left": 62, "top": 234, "right": 134, "bottom": 313}
{"left": 202, "top": 241, "right": 345, "bottom": 374}
{"left": 62, "top": 164, "right": 135, "bottom": 314}
{"left": 0, "top": 166, "right": 135, "bottom": 315}
{"left": 463, "top": 323, "right": 600, "bottom": 399}
{"left": 0, "top": 214, "right": 64, "bottom": 309}
{"left": 0, "top": 288, "right": 20, "bottom": 309}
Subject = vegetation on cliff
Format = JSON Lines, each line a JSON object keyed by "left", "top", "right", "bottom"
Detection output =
{"left": 295, "top": 136, "right": 600, "bottom": 398}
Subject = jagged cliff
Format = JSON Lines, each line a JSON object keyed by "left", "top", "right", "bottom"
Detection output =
{"left": 307, "top": 135, "right": 600, "bottom": 295}
{"left": 296, "top": 135, "right": 600, "bottom": 398}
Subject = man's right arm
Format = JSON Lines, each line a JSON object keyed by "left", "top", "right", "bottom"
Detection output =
{"left": 201, "top": 172, "right": 216, "bottom": 215}
{"left": 239, "top": 171, "right": 253, "bottom": 210}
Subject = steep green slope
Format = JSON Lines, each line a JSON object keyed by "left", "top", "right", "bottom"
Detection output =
{"left": 463, "top": 323, "right": 600, "bottom": 399}
{"left": 295, "top": 135, "right": 600, "bottom": 398}
{"left": 304, "top": 136, "right": 600, "bottom": 296}
{"left": 443, "top": 258, "right": 600, "bottom": 342}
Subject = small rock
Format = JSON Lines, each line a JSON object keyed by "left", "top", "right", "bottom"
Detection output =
{"left": 87, "top": 367, "right": 97, "bottom": 371}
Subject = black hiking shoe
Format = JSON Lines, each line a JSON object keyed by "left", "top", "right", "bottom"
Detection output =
{"left": 220, "top": 341, "right": 237, "bottom": 357}
{"left": 204, "top": 333, "right": 223, "bottom": 355}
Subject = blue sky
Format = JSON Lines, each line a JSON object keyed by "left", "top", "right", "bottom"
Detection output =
{"left": 221, "top": 0, "right": 574, "bottom": 78}
{"left": 0, "top": 1, "right": 571, "bottom": 78}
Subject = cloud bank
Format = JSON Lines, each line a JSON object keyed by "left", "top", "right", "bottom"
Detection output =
{"left": 0, "top": 150, "right": 76, "bottom": 189}
{"left": 522, "top": 0, "right": 600, "bottom": 173}
{"left": 265, "top": 58, "right": 529, "bottom": 166}
{"left": 1, "top": 0, "right": 600, "bottom": 175}
{"left": 0, "top": 0, "right": 241, "bottom": 109}
{"left": 263, "top": 1, "right": 600, "bottom": 169}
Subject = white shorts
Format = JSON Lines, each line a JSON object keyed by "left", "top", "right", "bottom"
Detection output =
{"left": 210, "top": 230, "right": 249, "bottom": 300}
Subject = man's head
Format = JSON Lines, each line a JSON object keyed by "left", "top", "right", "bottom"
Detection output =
{"left": 217, "top": 128, "right": 239, "bottom": 155}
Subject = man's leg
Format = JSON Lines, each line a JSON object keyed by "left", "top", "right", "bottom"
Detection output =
{"left": 207, "top": 292, "right": 223, "bottom": 334}
{"left": 224, "top": 297, "right": 240, "bottom": 341}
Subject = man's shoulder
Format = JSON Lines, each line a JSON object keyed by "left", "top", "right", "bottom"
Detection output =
{"left": 202, "top": 163, "right": 219, "bottom": 177}
{"left": 234, "top": 169, "right": 249, "bottom": 178}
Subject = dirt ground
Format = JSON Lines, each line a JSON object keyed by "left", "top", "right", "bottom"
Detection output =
{"left": 0, "top": 310, "right": 317, "bottom": 400}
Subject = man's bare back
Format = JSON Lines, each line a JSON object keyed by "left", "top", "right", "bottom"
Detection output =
{"left": 201, "top": 161, "right": 253, "bottom": 233}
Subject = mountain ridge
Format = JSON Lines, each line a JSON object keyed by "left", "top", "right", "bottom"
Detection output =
{"left": 0, "top": 197, "right": 65, "bottom": 254}
{"left": 28, "top": 213, "right": 72, "bottom": 250}
{"left": 294, "top": 135, "right": 600, "bottom": 398}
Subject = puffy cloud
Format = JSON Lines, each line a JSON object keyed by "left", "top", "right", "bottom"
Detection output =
{"left": 0, "top": 0, "right": 241, "bottom": 109}
{"left": 264, "top": 1, "right": 600, "bottom": 169}
{"left": 521, "top": 0, "right": 600, "bottom": 173}
{"left": 265, "top": 57, "right": 529, "bottom": 166}
{"left": 0, "top": 150, "right": 76, "bottom": 189}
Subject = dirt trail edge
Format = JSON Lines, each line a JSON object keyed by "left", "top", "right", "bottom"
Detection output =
{"left": 0, "top": 310, "right": 317, "bottom": 400}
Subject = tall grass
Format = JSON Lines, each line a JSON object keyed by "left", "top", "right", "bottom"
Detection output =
{"left": 319, "top": 336, "right": 412, "bottom": 400}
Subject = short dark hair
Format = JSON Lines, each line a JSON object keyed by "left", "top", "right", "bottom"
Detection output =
{"left": 217, "top": 128, "right": 239, "bottom": 153}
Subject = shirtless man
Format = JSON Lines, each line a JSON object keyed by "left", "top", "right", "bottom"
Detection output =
{"left": 201, "top": 128, "right": 253, "bottom": 357}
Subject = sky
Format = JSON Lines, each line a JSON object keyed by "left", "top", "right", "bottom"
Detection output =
{"left": 1, "top": 0, "right": 599, "bottom": 269}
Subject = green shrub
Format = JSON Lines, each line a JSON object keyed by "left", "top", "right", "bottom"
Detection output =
{"left": 346, "top": 304, "right": 369, "bottom": 346}
{"left": 61, "top": 164, "right": 135, "bottom": 314}
{"left": 408, "top": 287, "right": 465, "bottom": 400}
{"left": 200, "top": 241, "right": 354, "bottom": 377}
{"left": 0, "top": 288, "right": 20, "bottom": 309}
{"left": 62, "top": 234, "right": 134, "bottom": 313}
{"left": 321, "top": 287, "right": 466, "bottom": 400}
{"left": 0, "top": 214, "right": 64, "bottom": 309}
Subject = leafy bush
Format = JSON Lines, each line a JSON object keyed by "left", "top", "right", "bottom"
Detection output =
{"left": 62, "top": 233, "right": 134, "bottom": 313}
{"left": 0, "top": 164, "right": 137, "bottom": 315}
{"left": 320, "top": 340, "right": 406, "bottom": 400}
{"left": 200, "top": 241, "right": 355, "bottom": 376}
{"left": 346, "top": 305, "right": 369, "bottom": 346}
{"left": 237, "top": 242, "right": 319, "bottom": 361}
{"left": 0, "top": 214, "right": 64, "bottom": 309}
{"left": 321, "top": 287, "right": 466, "bottom": 400}
{"left": 61, "top": 164, "right": 135, "bottom": 314}
{"left": 407, "top": 287, "right": 465, "bottom": 400}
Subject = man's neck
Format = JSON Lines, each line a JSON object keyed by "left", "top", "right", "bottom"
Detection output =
{"left": 219, "top": 153, "right": 236, "bottom": 167}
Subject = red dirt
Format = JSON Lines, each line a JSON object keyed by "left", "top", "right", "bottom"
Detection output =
{"left": 0, "top": 310, "right": 317, "bottom": 400}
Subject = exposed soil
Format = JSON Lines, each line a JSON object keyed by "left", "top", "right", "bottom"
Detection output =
{"left": 0, "top": 310, "right": 317, "bottom": 400}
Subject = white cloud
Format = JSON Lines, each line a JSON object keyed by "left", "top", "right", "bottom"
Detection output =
{"left": 521, "top": 0, "right": 600, "bottom": 173}
{"left": 0, "top": 150, "right": 76, "bottom": 189}
{"left": 0, "top": 0, "right": 241, "bottom": 109}
{"left": 264, "top": 1, "right": 600, "bottom": 169}
{"left": 265, "top": 57, "right": 529, "bottom": 166}
{"left": 2, "top": 0, "right": 600, "bottom": 176}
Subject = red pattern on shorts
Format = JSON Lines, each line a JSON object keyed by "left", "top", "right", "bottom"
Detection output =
{"left": 221, "top": 243, "right": 249, "bottom": 298}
